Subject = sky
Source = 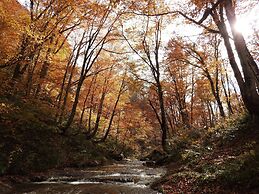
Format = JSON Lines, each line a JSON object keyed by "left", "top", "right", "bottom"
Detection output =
{"left": 17, "top": 0, "right": 26, "bottom": 6}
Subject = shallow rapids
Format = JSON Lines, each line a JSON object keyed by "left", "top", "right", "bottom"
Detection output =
{"left": 11, "top": 159, "right": 166, "bottom": 194}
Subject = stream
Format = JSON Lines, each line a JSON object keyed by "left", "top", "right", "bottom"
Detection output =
{"left": 10, "top": 160, "right": 166, "bottom": 194}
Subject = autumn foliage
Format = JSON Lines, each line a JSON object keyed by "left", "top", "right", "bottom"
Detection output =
{"left": 0, "top": 1, "right": 258, "bottom": 192}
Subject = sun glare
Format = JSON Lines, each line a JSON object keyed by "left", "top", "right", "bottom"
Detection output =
{"left": 234, "top": 18, "right": 250, "bottom": 35}
{"left": 234, "top": 4, "right": 259, "bottom": 38}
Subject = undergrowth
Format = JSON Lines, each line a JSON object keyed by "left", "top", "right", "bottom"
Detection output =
{"left": 153, "top": 114, "right": 259, "bottom": 194}
{"left": 0, "top": 96, "right": 128, "bottom": 175}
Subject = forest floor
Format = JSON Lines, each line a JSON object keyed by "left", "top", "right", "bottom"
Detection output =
{"left": 151, "top": 115, "right": 259, "bottom": 194}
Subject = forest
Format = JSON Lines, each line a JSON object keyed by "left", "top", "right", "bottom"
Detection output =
{"left": 0, "top": 0, "right": 258, "bottom": 193}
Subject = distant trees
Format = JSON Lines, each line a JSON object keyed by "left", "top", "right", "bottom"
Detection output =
{"left": 167, "top": 35, "right": 226, "bottom": 118}
{"left": 165, "top": 35, "right": 239, "bottom": 129}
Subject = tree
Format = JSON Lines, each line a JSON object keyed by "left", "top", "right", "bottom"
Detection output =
{"left": 165, "top": 50, "right": 192, "bottom": 129}
{"left": 122, "top": 16, "right": 169, "bottom": 152}
{"left": 96, "top": 71, "right": 127, "bottom": 142}
{"left": 60, "top": 1, "right": 120, "bottom": 133}
{"left": 1, "top": 0, "right": 81, "bottom": 100}
{"left": 167, "top": 36, "right": 226, "bottom": 118}
{"left": 178, "top": 0, "right": 259, "bottom": 118}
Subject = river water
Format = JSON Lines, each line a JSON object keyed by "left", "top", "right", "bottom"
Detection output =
{"left": 11, "top": 160, "right": 165, "bottom": 194}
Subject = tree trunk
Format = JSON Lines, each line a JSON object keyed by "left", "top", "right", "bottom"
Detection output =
{"left": 157, "top": 82, "right": 168, "bottom": 152}
{"left": 58, "top": 60, "right": 76, "bottom": 123}
{"left": 61, "top": 76, "right": 84, "bottom": 133}
{"left": 224, "top": 0, "right": 259, "bottom": 117}
{"left": 35, "top": 41, "right": 53, "bottom": 97}
{"left": 86, "top": 72, "right": 111, "bottom": 139}
{"left": 55, "top": 54, "right": 74, "bottom": 120}
{"left": 221, "top": 66, "right": 234, "bottom": 115}
{"left": 97, "top": 78, "right": 125, "bottom": 143}
{"left": 205, "top": 70, "right": 225, "bottom": 118}
{"left": 79, "top": 75, "right": 96, "bottom": 125}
